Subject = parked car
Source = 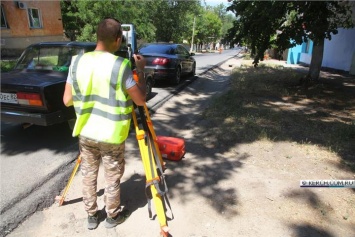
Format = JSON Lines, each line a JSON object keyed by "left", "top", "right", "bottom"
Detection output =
{"left": 115, "top": 44, "right": 155, "bottom": 99}
{"left": 138, "top": 42, "right": 196, "bottom": 85}
{"left": 1, "top": 41, "right": 154, "bottom": 127}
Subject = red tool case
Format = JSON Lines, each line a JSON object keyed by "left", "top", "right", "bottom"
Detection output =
{"left": 156, "top": 136, "right": 185, "bottom": 161}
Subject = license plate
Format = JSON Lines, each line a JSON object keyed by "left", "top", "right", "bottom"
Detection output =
{"left": 0, "top": 92, "right": 18, "bottom": 104}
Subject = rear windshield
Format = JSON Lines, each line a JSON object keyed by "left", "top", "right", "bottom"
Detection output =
{"left": 14, "top": 46, "right": 90, "bottom": 71}
{"left": 139, "top": 44, "right": 175, "bottom": 54}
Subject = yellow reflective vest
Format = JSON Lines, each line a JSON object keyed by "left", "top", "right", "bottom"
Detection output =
{"left": 70, "top": 51, "right": 133, "bottom": 144}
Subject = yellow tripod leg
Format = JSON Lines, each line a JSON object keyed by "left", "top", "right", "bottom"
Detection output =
{"left": 132, "top": 109, "right": 169, "bottom": 234}
{"left": 142, "top": 104, "right": 165, "bottom": 168}
{"left": 55, "top": 155, "right": 81, "bottom": 206}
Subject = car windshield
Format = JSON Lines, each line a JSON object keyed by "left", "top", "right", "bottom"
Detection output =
{"left": 139, "top": 44, "right": 174, "bottom": 54}
{"left": 14, "top": 46, "right": 86, "bottom": 72}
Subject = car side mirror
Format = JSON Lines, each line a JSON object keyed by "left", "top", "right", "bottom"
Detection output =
{"left": 190, "top": 52, "right": 195, "bottom": 56}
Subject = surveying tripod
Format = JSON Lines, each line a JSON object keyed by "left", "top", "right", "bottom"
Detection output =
{"left": 132, "top": 104, "right": 173, "bottom": 237}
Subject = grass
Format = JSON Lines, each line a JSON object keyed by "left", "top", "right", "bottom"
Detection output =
{"left": 201, "top": 60, "right": 355, "bottom": 170}
{"left": 39, "top": 56, "right": 58, "bottom": 66}
{"left": 1, "top": 60, "right": 17, "bottom": 72}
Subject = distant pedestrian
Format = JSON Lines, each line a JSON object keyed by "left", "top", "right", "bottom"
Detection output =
{"left": 219, "top": 44, "right": 223, "bottom": 54}
{"left": 215, "top": 42, "right": 220, "bottom": 51}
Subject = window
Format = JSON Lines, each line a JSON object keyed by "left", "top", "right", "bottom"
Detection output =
{"left": 27, "top": 8, "right": 42, "bottom": 28}
{"left": 15, "top": 46, "right": 86, "bottom": 71}
{"left": 177, "top": 46, "right": 189, "bottom": 56}
{"left": 1, "top": 5, "right": 8, "bottom": 28}
{"left": 139, "top": 44, "right": 174, "bottom": 54}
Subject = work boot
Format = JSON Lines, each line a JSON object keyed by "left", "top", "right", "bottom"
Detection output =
{"left": 87, "top": 212, "right": 99, "bottom": 230}
{"left": 105, "top": 209, "right": 130, "bottom": 228}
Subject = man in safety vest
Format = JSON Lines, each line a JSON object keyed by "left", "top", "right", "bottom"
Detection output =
{"left": 63, "top": 18, "right": 147, "bottom": 230}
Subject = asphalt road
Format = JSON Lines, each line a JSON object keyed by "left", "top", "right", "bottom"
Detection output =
{"left": 0, "top": 48, "right": 242, "bottom": 236}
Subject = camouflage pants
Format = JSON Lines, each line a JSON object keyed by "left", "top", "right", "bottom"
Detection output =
{"left": 79, "top": 136, "right": 125, "bottom": 218}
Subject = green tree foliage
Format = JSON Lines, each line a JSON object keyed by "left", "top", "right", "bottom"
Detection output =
{"left": 220, "top": 13, "right": 235, "bottom": 45}
{"left": 226, "top": 0, "right": 353, "bottom": 80}
{"left": 61, "top": 0, "right": 120, "bottom": 41}
{"left": 60, "top": 0, "right": 233, "bottom": 48}
{"left": 227, "top": 1, "right": 290, "bottom": 64}
{"left": 195, "top": 10, "right": 223, "bottom": 45}
{"left": 60, "top": 1, "right": 82, "bottom": 41}
{"left": 61, "top": 0, "right": 156, "bottom": 42}
{"left": 151, "top": 0, "right": 200, "bottom": 43}
{"left": 191, "top": 2, "right": 234, "bottom": 48}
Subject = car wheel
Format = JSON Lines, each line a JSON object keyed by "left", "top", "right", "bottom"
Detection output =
{"left": 190, "top": 63, "right": 196, "bottom": 76}
{"left": 173, "top": 66, "right": 181, "bottom": 85}
{"left": 145, "top": 77, "right": 153, "bottom": 100}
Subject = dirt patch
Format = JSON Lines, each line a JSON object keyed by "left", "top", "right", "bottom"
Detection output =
{"left": 190, "top": 59, "right": 355, "bottom": 236}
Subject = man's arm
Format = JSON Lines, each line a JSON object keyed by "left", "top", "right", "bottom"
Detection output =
{"left": 63, "top": 83, "right": 73, "bottom": 107}
{"left": 127, "top": 54, "right": 146, "bottom": 106}
{"left": 127, "top": 75, "right": 146, "bottom": 106}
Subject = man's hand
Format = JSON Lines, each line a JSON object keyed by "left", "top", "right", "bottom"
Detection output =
{"left": 128, "top": 54, "right": 147, "bottom": 106}
{"left": 133, "top": 54, "right": 146, "bottom": 73}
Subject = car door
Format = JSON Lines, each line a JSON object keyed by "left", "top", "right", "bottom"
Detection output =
{"left": 171, "top": 46, "right": 181, "bottom": 73}
{"left": 177, "top": 45, "right": 194, "bottom": 74}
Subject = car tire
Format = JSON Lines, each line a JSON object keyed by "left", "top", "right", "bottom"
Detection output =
{"left": 67, "top": 118, "right": 76, "bottom": 130}
{"left": 173, "top": 66, "right": 181, "bottom": 85}
{"left": 146, "top": 77, "right": 153, "bottom": 100}
{"left": 190, "top": 63, "right": 196, "bottom": 76}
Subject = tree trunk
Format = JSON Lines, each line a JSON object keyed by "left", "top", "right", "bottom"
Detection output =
{"left": 307, "top": 39, "right": 324, "bottom": 81}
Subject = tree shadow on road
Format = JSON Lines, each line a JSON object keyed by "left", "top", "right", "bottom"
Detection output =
{"left": 290, "top": 224, "right": 334, "bottom": 237}
{"left": 1, "top": 121, "right": 77, "bottom": 155}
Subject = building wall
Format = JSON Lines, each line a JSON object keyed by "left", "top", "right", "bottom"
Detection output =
{"left": 287, "top": 28, "right": 355, "bottom": 74}
{"left": 1, "top": 1, "right": 68, "bottom": 58}
{"left": 297, "top": 28, "right": 355, "bottom": 73}
{"left": 287, "top": 40, "right": 315, "bottom": 65}
{"left": 322, "top": 28, "right": 355, "bottom": 72}
{"left": 287, "top": 43, "right": 302, "bottom": 64}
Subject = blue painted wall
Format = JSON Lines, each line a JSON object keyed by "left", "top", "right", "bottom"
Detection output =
{"left": 287, "top": 43, "right": 301, "bottom": 64}
{"left": 287, "top": 40, "right": 313, "bottom": 64}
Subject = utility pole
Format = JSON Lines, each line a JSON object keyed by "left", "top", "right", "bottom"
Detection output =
{"left": 190, "top": 16, "right": 196, "bottom": 53}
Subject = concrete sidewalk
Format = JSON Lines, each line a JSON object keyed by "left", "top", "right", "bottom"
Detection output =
{"left": 5, "top": 57, "right": 243, "bottom": 237}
